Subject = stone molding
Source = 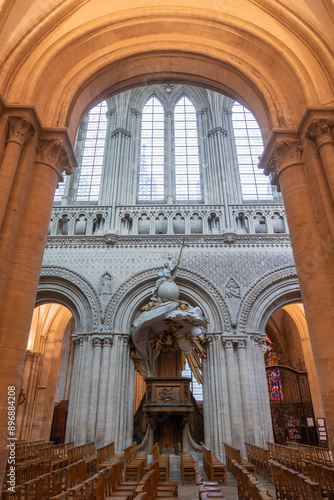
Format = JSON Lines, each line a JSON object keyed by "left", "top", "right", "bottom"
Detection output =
{"left": 7, "top": 115, "right": 35, "bottom": 148}
{"left": 237, "top": 265, "right": 298, "bottom": 334}
{"left": 38, "top": 266, "right": 102, "bottom": 331}
{"left": 45, "top": 233, "right": 291, "bottom": 250}
{"left": 306, "top": 118, "right": 334, "bottom": 150}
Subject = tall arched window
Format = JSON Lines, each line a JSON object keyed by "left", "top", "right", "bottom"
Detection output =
{"left": 138, "top": 97, "right": 165, "bottom": 202}
{"left": 174, "top": 97, "right": 201, "bottom": 202}
{"left": 138, "top": 95, "right": 201, "bottom": 203}
{"left": 232, "top": 101, "right": 272, "bottom": 201}
{"left": 76, "top": 100, "right": 108, "bottom": 201}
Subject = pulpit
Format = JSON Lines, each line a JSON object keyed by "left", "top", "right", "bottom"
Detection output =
{"left": 143, "top": 377, "right": 193, "bottom": 454}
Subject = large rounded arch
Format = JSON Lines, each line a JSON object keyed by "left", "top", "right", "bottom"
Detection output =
{"left": 0, "top": 1, "right": 333, "bottom": 143}
{"left": 38, "top": 266, "right": 102, "bottom": 333}
{"left": 237, "top": 266, "right": 300, "bottom": 334}
{"left": 105, "top": 267, "right": 228, "bottom": 333}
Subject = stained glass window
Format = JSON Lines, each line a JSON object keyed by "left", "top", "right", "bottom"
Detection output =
{"left": 268, "top": 369, "right": 283, "bottom": 401}
{"left": 76, "top": 101, "right": 108, "bottom": 201}
{"left": 174, "top": 97, "right": 201, "bottom": 201}
{"left": 232, "top": 102, "right": 272, "bottom": 201}
{"left": 138, "top": 97, "right": 165, "bottom": 202}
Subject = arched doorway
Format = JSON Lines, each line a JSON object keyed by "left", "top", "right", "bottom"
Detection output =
{"left": 264, "top": 303, "right": 323, "bottom": 447}
{"left": 16, "top": 303, "right": 74, "bottom": 443}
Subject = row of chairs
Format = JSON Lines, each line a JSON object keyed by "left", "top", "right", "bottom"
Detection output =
{"left": 177, "top": 442, "right": 197, "bottom": 485}
{"left": 245, "top": 443, "right": 271, "bottom": 481}
{"left": 201, "top": 442, "right": 227, "bottom": 485}
{"left": 124, "top": 442, "right": 147, "bottom": 482}
{"left": 50, "top": 459, "right": 139, "bottom": 500}
{"left": 230, "top": 459, "right": 273, "bottom": 500}
{"left": 288, "top": 442, "right": 333, "bottom": 468}
{"left": 14, "top": 442, "right": 69, "bottom": 465}
{"left": 97, "top": 442, "right": 123, "bottom": 472}
{"left": 224, "top": 442, "right": 256, "bottom": 477}
{"left": 67, "top": 442, "right": 97, "bottom": 475}
{"left": 267, "top": 442, "right": 307, "bottom": 475}
{"left": 2, "top": 459, "right": 88, "bottom": 499}
{"left": 270, "top": 459, "right": 325, "bottom": 500}
{"left": 3, "top": 459, "right": 52, "bottom": 489}
{"left": 151, "top": 443, "right": 169, "bottom": 481}
{"left": 302, "top": 461, "right": 334, "bottom": 498}
{"left": 193, "top": 459, "right": 225, "bottom": 500}
{"left": 135, "top": 460, "right": 178, "bottom": 500}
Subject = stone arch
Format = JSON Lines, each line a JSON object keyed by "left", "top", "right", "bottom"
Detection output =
{"left": 104, "top": 267, "right": 229, "bottom": 333}
{"left": 237, "top": 265, "right": 300, "bottom": 335}
{"left": 1, "top": 1, "right": 333, "bottom": 143}
{"left": 37, "top": 266, "right": 102, "bottom": 333}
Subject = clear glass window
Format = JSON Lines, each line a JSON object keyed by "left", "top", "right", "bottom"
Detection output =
{"left": 76, "top": 101, "right": 108, "bottom": 201}
{"left": 174, "top": 97, "right": 201, "bottom": 201}
{"left": 138, "top": 97, "right": 165, "bottom": 202}
{"left": 232, "top": 102, "right": 272, "bottom": 201}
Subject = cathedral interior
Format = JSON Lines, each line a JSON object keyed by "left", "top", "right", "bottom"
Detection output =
{"left": 0, "top": 0, "right": 333, "bottom": 497}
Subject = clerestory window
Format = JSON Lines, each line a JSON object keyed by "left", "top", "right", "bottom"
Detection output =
{"left": 232, "top": 101, "right": 272, "bottom": 201}
{"left": 138, "top": 95, "right": 202, "bottom": 203}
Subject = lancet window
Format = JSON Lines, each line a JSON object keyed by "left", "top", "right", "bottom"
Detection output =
{"left": 138, "top": 95, "right": 202, "bottom": 203}
{"left": 232, "top": 101, "right": 272, "bottom": 201}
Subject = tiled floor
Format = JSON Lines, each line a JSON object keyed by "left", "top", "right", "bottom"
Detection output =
{"left": 163, "top": 454, "right": 277, "bottom": 500}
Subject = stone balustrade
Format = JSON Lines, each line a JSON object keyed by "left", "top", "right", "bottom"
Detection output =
{"left": 48, "top": 203, "right": 288, "bottom": 237}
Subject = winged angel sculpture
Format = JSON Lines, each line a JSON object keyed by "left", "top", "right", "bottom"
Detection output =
{"left": 130, "top": 259, "right": 208, "bottom": 379}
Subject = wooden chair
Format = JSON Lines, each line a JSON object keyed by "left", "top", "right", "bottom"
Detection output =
{"left": 124, "top": 443, "right": 146, "bottom": 482}
{"left": 152, "top": 443, "right": 170, "bottom": 481}
{"left": 201, "top": 442, "right": 227, "bottom": 485}
{"left": 177, "top": 442, "right": 196, "bottom": 485}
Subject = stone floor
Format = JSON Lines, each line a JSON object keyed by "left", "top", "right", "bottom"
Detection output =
{"left": 160, "top": 454, "right": 277, "bottom": 500}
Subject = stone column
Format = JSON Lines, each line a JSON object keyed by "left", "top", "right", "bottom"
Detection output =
{"left": 77, "top": 336, "right": 94, "bottom": 444}
{"left": 223, "top": 338, "right": 246, "bottom": 454}
{"left": 0, "top": 131, "right": 75, "bottom": 487}
{"left": 236, "top": 339, "right": 255, "bottom": 444}
{"left": 263, "top": 136, "right": 334, "bottom": 453}
{"left": 306, "top": 119, "right": 334, "bottom": 201}
{"left": 86, "top": 337, "right": 103, "bottom": 442}
{"left": 65, "top": 337, "right": 83, "bottom": 443}
{"left": 96, "top": 336, "right": 113, "bottom": 447}
{"left": 0, "top": 116, "right": 35, "bottom": 228}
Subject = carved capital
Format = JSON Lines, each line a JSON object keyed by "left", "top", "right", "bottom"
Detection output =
{"left": 111, "top": 127, "right": 131, "bottom": 139}
{"left": 103, "top": 336, "right": 114, "bottom": 348}
{"left": 7, "top": 116, "right": 35, "bottom": 148}
{"left": 36, "top": 137, "right": 72, "bottom": 181}
{"left": 236, "top": 339, "right": 247, "bottom": 349}
{"left": 306, "top": 118, "right": 334, "bottom": 150}
{"left": 92, "top": 336, "right": 103, "bottom": 348}
{"left": 208, "top": 126, "right": 227, "bottom": 139}
{"left": 222, "top": 338, "right": 236, "bottom": 349}
{"left": 265, "top": 140, "right": 303, "bottom": 180}
{"left": 73, "top": 336, "right": 84, "bottom": 347}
